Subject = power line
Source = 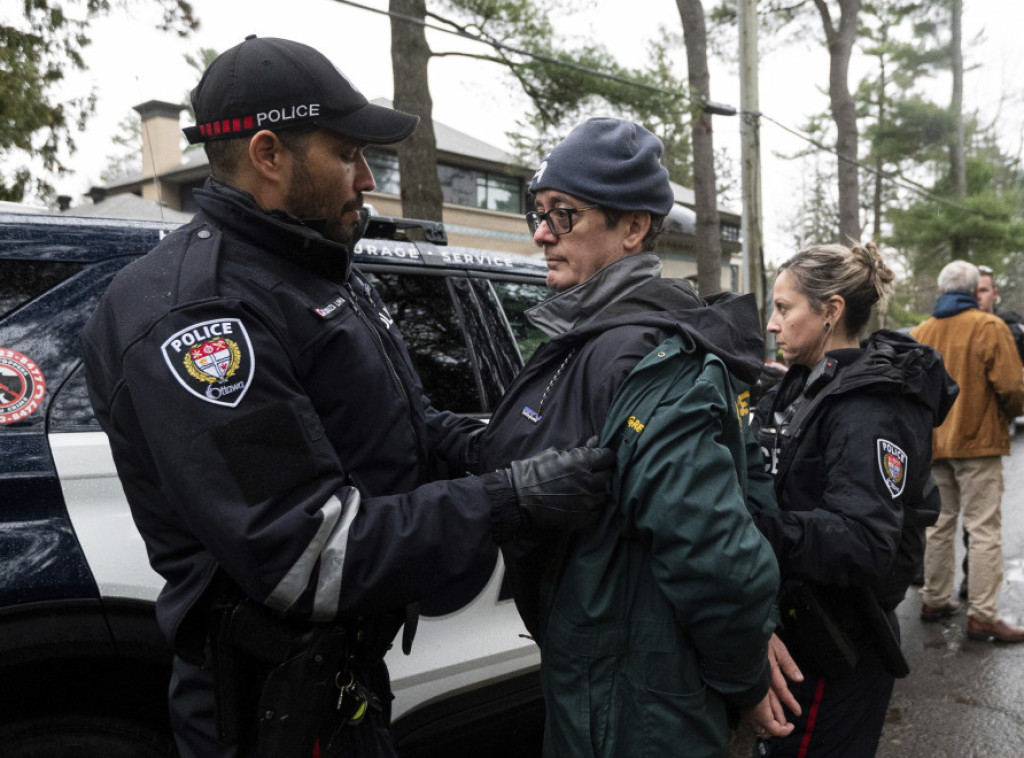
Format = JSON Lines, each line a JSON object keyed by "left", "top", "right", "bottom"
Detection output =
{"left": 332, "top": 0, "right": 693, "bottom": 102}
{"left": 336, "top": 0, "right": 1005, "bottom": 221}
{"left": 758, "top": 113, "right": 1003, "bottom": 219}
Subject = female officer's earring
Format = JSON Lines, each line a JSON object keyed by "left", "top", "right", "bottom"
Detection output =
{"left": 824, "top": 321, "right": 831, "bottom": 330}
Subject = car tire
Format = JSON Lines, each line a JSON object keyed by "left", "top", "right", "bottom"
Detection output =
{"left": 0, "top": 715, "right": 174, "bottom": 757}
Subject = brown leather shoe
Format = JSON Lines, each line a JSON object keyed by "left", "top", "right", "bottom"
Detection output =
{"left": 966, "top": 617, "right": 1024, "bottom": 643}
{"left": 920, "top": 600, "right": 961, "bottom": 622}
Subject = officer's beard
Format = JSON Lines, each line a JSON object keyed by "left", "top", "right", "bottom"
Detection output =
{"left": 284, "top": 160, "right": 366, "bottom": 249}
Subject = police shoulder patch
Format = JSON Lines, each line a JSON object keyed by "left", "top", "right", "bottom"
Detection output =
{"left": 877, "top": 438, "right": 908, "bottom": 499}
{"left": 161, "top": 318, "right": 254, "bottom": 407}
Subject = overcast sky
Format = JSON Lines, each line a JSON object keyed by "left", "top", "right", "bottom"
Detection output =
{"left": 21, "top": 0, "right": 1024, "bottom": 262}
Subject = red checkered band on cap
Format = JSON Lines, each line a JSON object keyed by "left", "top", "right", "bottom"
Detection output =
{"left": 198, "top": 116, "right": 256, "bottom": 138}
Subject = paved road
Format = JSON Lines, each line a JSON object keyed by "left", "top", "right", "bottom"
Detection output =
{"left": 732, "top": 434, "right": 1024, "bottom": 757}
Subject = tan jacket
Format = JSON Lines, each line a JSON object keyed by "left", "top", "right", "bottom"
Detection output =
{"left": 913, "top": 308, "right": 1024, "bottom": 459}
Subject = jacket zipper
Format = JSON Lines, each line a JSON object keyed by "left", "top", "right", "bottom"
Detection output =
{"left": 345, "top": 280, "right": 423, "bottom": 460}
{"left": 345, "top": 281, "right": 407, "bottom": 403}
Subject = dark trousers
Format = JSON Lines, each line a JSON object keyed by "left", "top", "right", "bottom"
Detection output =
{"left": 755, "top": 661, "right": 894, "bottom": 758}
{"left": 169, "top": 656, "right": 239, "bottom": 758}
{"left": 755, "top": 614, "right": 899, "bottom": 758}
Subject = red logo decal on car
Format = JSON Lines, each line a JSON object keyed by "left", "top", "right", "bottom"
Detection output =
{"left": 0, "top": 348, "right": 46, "bottom": 425}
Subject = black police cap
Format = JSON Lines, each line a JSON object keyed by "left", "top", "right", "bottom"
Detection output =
{"left": 183, "top": 35, "right": 418, "bottom": 146}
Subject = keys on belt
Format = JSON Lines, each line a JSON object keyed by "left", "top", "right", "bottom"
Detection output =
{"left": 334, "top": 672, "right": 381, "bottom": 725}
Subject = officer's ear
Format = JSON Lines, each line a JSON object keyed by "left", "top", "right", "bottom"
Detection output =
{"left": 248, "top": 130, "right": 289, "bottom": 184}
{"left": 823, "top": 294, "right": 846, "bottom": 327}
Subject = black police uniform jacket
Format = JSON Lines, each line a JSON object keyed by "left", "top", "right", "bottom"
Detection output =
{"left": 751, "top": 330, "right": 957, "bottom": 666}
{"left": 81, "top": 179, "right": 499, "bottom": 657}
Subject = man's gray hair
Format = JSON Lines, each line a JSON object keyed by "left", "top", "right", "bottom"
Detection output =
{"left": 937, "top": 260, "right": 980, "bottom": 294}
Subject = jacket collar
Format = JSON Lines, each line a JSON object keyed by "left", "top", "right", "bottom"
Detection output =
{"left": 933, "top": 290, "right": 978, "bottom": 318}
{"left": 525, "top": 253, "right": 661, "bottom": 337}
{"left": 192, "top": 178, "right": 355, "bottom": 283}
{"left": 773, "top": 330, "right": 957, "bottom": 428}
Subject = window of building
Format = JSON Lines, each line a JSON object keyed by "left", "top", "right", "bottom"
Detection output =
{"left": 477, "top": 173, "right": 522, "bottom": 213}
{"left": 365, "top": 151, "right": 401, "bottom": 195}
{"left": 722, "top": 223, "right": 741, "bottom": 242}
{"left": 439, "top": 164, "right": 524, "bottom": 213}
{"left": 438, "top": 164, "right": 478, "bottom": 208}
{"left": 367, "top": 150, "right": 524, "bottom": 213}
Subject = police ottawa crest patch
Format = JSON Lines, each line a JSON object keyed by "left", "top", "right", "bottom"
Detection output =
{"left": 161, "top": 318, "right": 254, "bottom": 407}
{"left": 877, "top": 438, "right": 908, "bottom": 499}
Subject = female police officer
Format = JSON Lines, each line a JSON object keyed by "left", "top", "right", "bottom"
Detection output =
{"left": 752, "top": 242, "right": 956, "bottom": 756}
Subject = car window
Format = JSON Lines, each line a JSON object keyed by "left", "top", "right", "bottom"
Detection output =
{"left": 362, "top": 271, "right": 485, "bottom": 414}
{"left": 0, "top": 260, "right": 86, "bottom": 319}
{"left": 453, "top": 277, "right": 520, "bottom": 407}
{"left": 490, "top": 280, "right": 550, "bottom": 362}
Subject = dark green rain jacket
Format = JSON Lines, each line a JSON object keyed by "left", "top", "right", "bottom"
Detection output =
{"left": 539, "top": 330, "right": 780, "bottom": 757}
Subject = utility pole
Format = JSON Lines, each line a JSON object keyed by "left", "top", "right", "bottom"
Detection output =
{"left": 738, "top": 0, "right": 767, "bottom": 352}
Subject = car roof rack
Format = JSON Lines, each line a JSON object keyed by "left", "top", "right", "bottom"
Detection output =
{"left": 365, "top": 215, "right": 447, "bottom": 245}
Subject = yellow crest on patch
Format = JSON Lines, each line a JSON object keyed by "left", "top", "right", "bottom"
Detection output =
{"left": 735, "top": 390, "right": 750, "bottom": 423}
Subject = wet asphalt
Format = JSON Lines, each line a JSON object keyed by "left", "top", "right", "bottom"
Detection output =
{"left": 732, "top": 433, "right": 1024, "bottom": 757}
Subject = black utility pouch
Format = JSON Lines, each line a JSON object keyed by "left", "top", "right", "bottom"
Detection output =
{"left": 208, "top": 597, "right": 349, "bottom": 757}
{"left": 253, "top": 622, "right": 349, "bottom": 758}
{"left": 778, "top": 584, "right": 860, "bottom": 680}
{"left": 855, "top": 587, "right": 910, "bottom": 679}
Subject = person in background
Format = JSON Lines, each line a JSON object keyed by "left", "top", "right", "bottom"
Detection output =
{"left": 957, "top": 265, "right": 1024, "bottom": 599}
{"left": 478, "top": 117, "right": 791, "bottom": 757}
{"left": 752, "top": 242, "right": 956, "bottom": 756}
{"left": 976, "top": 264, "right": 1024, "bottom": 364}
{"left": 913, "top": 260, "right": 1024, "bottom": 642}
{"left": 81, "top": 36, "right": 613, "bottom": 758}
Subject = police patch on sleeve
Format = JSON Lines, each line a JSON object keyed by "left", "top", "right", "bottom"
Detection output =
{"left": 877, "top": 438, "right": 908, "bottom": 499}
{"left": 161, "top": 319, "right": 254, "bottom": 407}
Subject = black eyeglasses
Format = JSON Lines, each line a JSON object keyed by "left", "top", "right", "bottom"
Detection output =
{"left": 525, "top": 206, "right": 597, "bottom": 236}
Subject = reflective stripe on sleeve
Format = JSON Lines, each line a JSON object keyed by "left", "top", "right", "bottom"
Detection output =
{"left": 264, "top": 489, "right": 361, "bottom": 618}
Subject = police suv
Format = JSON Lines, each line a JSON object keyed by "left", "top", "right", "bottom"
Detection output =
{"left": 0, "top": 211, "right": 550, "bottom": 756}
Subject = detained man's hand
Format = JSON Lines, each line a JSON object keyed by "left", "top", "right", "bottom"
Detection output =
{"left": 768, "top": 632, "right": 803, "bottom": 717}
{"left": 742, "top": 691, "right": 795, "bottom": 740}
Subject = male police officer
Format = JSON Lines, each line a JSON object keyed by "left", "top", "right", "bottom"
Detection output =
{"left": 81, "top": 36, "right": 612, "bottom": 757}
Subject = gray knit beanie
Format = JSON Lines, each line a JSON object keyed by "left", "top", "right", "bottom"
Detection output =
{"left": 529, "top": 117, "right": 675, "bottom": 215}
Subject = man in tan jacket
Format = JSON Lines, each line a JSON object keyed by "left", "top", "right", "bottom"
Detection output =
{"left": 913, "top": 260, "right": 1024, "bottom": 642}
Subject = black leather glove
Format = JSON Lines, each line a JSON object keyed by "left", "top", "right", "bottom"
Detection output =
{"left": 507, "top": 445, "right": 616, "bottom": 531}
